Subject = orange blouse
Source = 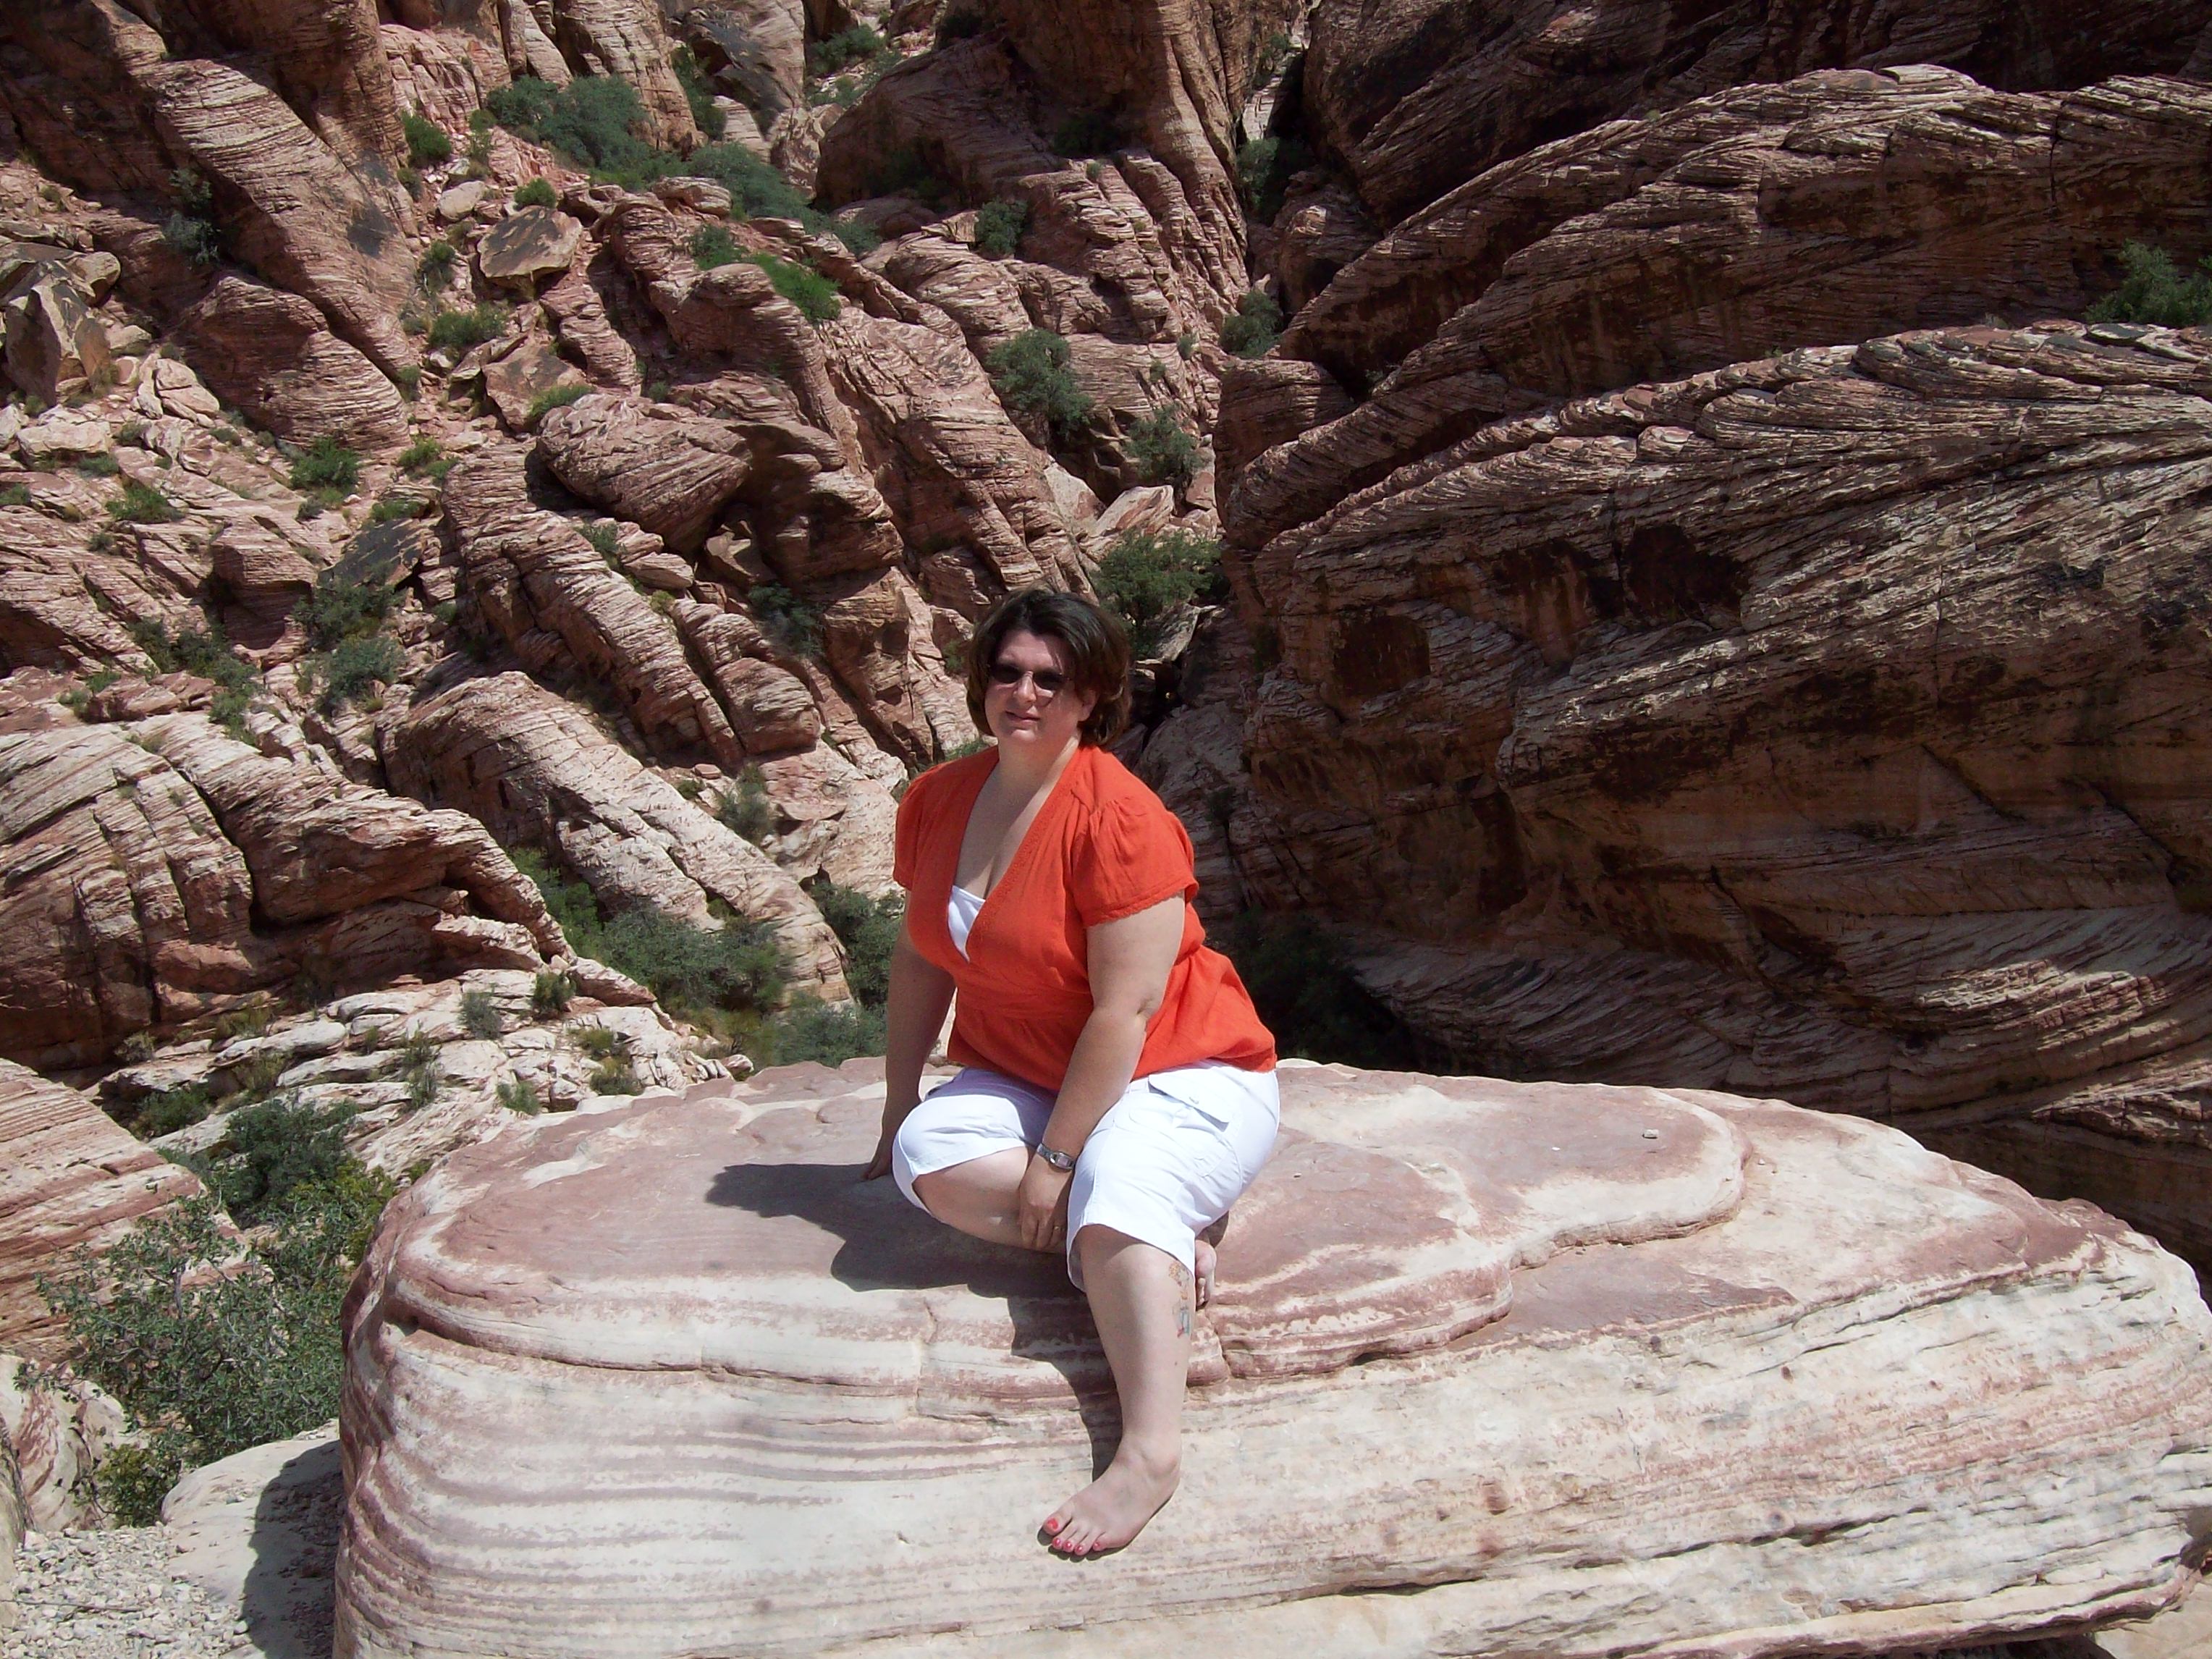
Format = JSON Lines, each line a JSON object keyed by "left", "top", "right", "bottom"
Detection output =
{"left": 892, "top": 743, "right": 1277, "bottom": 1092}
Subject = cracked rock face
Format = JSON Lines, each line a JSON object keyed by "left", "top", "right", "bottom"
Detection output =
{"left": 335, "top": 1060, "right": 2212, "bottom": 1658}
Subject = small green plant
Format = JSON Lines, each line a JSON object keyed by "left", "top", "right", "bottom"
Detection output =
{"left": 427, "top": 303, "right": 508, "bottom": 353}
{"left": 526, "top": 382, "right": 591, "bottom": 426}
{"left": 114, "top": 1081, "right": 214, "bottom": 1139}
{"left": 229, "top": 1049, "right": 289, "bottom": 1102}
{"left": 117, "top": 1027, "right": 159, "bottom": 1063}
{"left": 672, "top": 46, "right": 726, "bottom": 141}
{"left": 398, "top": 436, "right": 444, "bottom": 474}
{"left": 811, "top": 883, "right": 903, "bottom": 1007}
{"left": 2090, "top": 241, "right": 2212, "bottom": 327}
{"left": 497, "top": 1076, "right": 544, "bottom": 1113}
{"left": 466, "top": 108, "right": 495, "bottom": 174}
{"left": 308, "top": 633, "right": 405, "bottom": 713}
{"left": 77, "top": 452, "right": 119, "bottom": 478}
{"left": 1220, "top": 287, "right": 1283, "bottom": 358}
{"left": 512, "top": 176, "right": 558, "bottom": 208}
{"left": 296, "top": 566, "right": 395, "bottom": 651}
{"left": 0, "top": 484, "right": 30, "bottom": 507}
{"left": 1054, "top": 109, "right": 1119, "bottom": 158}
{"left": 743, "top": 253, "right": 840, "bottom": 323}
{"left": 935, "top": 7, "right": 984, "bottom": 42}
{"left": 973, "top": 198, "right": 1027, "bottom": 258}
{"left": 1235, "top": 135, "right": 1312, "bottom": 223}
{"left": 750, "top": 583, "right": 822, "bottom": 656}
{"left": 532, "top": 968, "right": 575, "bottom": 1016}
{"left": 717, "top": 764, "right": 775, "bottom": 843}
{"left": 1217, "top": 910, "right": 1430, "bottom": 1069}
{"left": 288, "top": 436, "right": 361, "bottom": 494}
{"left": 581, "top": 520, "right": 622, "bottom": 559}
{"left": 1126, "top": 406, "right": 1200, "bottom": 490}
{"left": 163, "top": 167, "right": 221, "bottom": 267}
{"left": 1093, "top": 527, "right": 1223, "bottom": 654}
{"left": 756, "top": 996, "right": 886, "bottom": 1063}
{"left": 368, "top": 494, "right": 423, "bottom": 523}
{"left": 588, "top": 1052, "right": 644, "bottom": 1094}
{"left": 460, "top": 989, "right": 505, "bottom": 1039}
{"left": 691, "top": 224, "right": 740, "bottom": 269}
{"left": 108, "top": 480, "right": 181, "bottom": 523}
{"left": 418, "top": 239, "right": 457, "bottom": 292}
{"left": 573, "top": 1023, "right": 624, "bottom": 1059}
{"left": 402, "top": 112, "right": 452, "bottom": 167}
{"left": 985, "top": 329, "right": 1094, "bottom": 439}
{"left": 808, "top": 25, "right": 889, "bottom": 77}
{"left": 127, "top": 617, "right": 259, "bottom": 737}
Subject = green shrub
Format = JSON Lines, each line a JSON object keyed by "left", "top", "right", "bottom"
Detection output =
{"left": 717, "top": 764, "right": 775, "bottom": 843}
{"left": 532, "top": 968, "right": 575, "bottom": 1016}
{"left": 368, "top": 494, "right": 423, "bottom": 523}
{"left": 426, "top": 303, "right": 508, "bottom": 352}
{"left": 418, "top": 239, "right": 457, "bottom": 292}
{"left": 108, "top": 481, "right": 181, "bottom": 523}
{"left": 163, "top": 169, "right": 221, "bottom": 267}
{"left": 77, "top": 452, "right": 119, "bottom": 478}
{"left": 0, "top": 484, "right": 30, "bottom": 507}
{"left": 757, "top": 995, "right": 886, "bottom": 1064}
{"left": 935, "top": 7, "right": 985, "bottom": 42}
{"left": 398, "top": 436, "right": 444, "bottom": 474}
{"left": 2090, "top": 240, "right": 2212, "bottom": 327}
{"left": 497, "top": 1076, "right": 544, "bottom": 1113}
{"left": 985, "top": 329, "right": 1093, "bottom": 438}
{"left": 1127, "top": 406, "right": 1200, "bottom": 490}
{"left": 288, "top": 437, "right": 361, "bottom": 494}
{"left": 485, "top": 77, "right": 562, "bottom": 135}
{"left": 526, "top": 382, "right": 591, "bottom": 426}
{"left": 1053, "top": 110, "right": 1119, "bottom": 158}
{"left": 691, "top": 224, "right": 740, "bottom": 269}
{"left": 127, "top": 617, "right": 258, "bottom": 736}
{"left": 1219, "top": 287, "right": 1282, "bottom": 358}
{"left": 808, "top": 25, "right": 888, "bottom": 77}
{"left": 1093, "top": 527, "right": 1223, "bottom": 654}
{"left": 491, "top": 75, "right": 669, "bottom": 186}
{"left": 1235, "top": 135, "right": 1311, "bottom": 223}
{"left": 309, "top": 633, "right": 405, "bottom": 712}
{"left": 171, "top": 166, "right": 213, "bottom": 219}
{"left": 588, "top": 1053, "right": 644, "bottom": 1094}
{"left": 1217, "top": 911, "right": 1429, "bottom": 1070}
{"left": 402, "top": 112, "right": 452, "bottom": 167}
{"left": 466, "top": 107, "right": 495, "bottom": 174}
{"left": 750, "top": 582, "right": 822, "bottom": 655}
{"left": 581, "top": 520, "right": 622, "bottom": 560}
{"left": 743, "top": 253, "right": 840, "bottom": 322}
{"left": 973, "top": 198, "right": 1027, "bottom": 258}
{"left": 228, "top": 1050, "right": 288, "bottom": 1103}
{"left": 114, "top": 1082, "right": 213, "bottom": 1140}
{"left": 832, "top": 218, "right": 882, "bottom": 256}
{"left": 512, "top": 176, "right": 558, "bottom": 209}
{"left": 811, "top": 883, "right": 903, "bottom": 1006}
{"left": 573, "top": 1023, "right": 625, "bottom": 1059}
{"left": 672, "top": 46, "right": 727, "bottom": 141}
{"left": 460, "top": 989, "right": 504, "bottom": 1039}
{"left": 685, "top": 143, "right": 811, "bottom": 219}
{"left": 296, "top": 567, "right": 395, "bottom": 650}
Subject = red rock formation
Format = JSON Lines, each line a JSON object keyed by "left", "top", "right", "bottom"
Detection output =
{"left": 177, "top": 275, "right": 409, "bottom": 451}
{"left": 0, "top": 1060, "right": 206, "bottom": 1362}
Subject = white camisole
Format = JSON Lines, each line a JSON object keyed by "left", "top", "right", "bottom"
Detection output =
{"left": 947, "top": 884, "right": 985, "bottom": 957}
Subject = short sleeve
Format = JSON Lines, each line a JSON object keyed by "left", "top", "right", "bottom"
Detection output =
{"left": 1069, "top": 794, "right": 1196, "bottom": 927}
{"left": 892, "top": 769, "right": 934, "bottom": 892}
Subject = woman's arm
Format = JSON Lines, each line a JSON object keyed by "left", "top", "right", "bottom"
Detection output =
{"left": 1014, "top": 895, "right": 1184, "bottom": 1248}
{"left": 864, "top": 918, "right": 957, "bottom": 1179}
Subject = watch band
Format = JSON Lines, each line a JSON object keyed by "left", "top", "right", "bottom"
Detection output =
{"left": 1034, "top": 1143, "right": 1076, "bottom": 1172}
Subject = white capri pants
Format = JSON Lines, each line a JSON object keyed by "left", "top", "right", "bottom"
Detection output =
{"left": 892, "top": 1061, "right": 1280, "bottom": 1288}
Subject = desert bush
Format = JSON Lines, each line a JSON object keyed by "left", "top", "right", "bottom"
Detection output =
{"left": 1216, "top": 911, "right": 1429, "bottom": 1070}
{"left": 691, "top": 224, "right": 739, "bottom": 269}
{"left": 672, "top": 46, "right": 727, "bottom": 141}
{"left": 127, "top": 618, "right": 258, "bottom": 736}
{"left": 163, "top": 168, "right": 221, "bottom": 267}
{"left": 532, "top": 969, "right": 575, "bottom": 1016}
{"left": 1126, "top": 406, "right": 1199, "bottom": 490}
{"left": 1219, "top": 287, "right": 1282, "bottom": 358}
{"left": 287, "top": 437, "right": 360, "bottom": 494}
{"left": 108, "top": 481, "right": 181, "bottom": 523}
{"left": 749, "top": 582, "right": 822, "bottom": 655}
{"left": 297, "top": 567, "right": 396, "bottom": 651}
{"left": 512, "top": 177, "right": 557, "bottom": 209}
{"left": 497, "top": 1076, "right": 544, "bottom": 1114}
{"left": 417, "top": 240, "right": 457, "bottom": 292}
{"left": 2090, "top": 240, "right": 2212, "bottom": 327}
{"left": 1092, "top": 527, "right": 1223, "bottom": 654}
{"left": 808, "top": 25, "right": 888, "bottom": 77}
{"left": 717, "top": 764, "right": 775, "bottom": 843}
{"left": 744, "top": 253, "right": 840, "bottom": 322}
{"left": 526, "top": 383, "right": 591, "bottom": 426}
{"left": 77, "top": 452, "right": 119, "bottom": 478}
{"left": 427, "top": 303, "right": 508, "bottom": 353}
{"left": 112, "top": 1083, "right": 213, "bottom": 1140}
{"left": 573, "top": 1024, "right": 625, "bottom": 1059}
{"left": 309, "top": 633, "right": 405, "bottom": 712}
{"left": 0, "top": 484, "right": 30, "bottom": 506}
{"left": 398, "top": 436, "right": 444, "bottom": 474}
{"left": 402, "top": 112, "right": 452, "bottom": 167}
{"left": 460, "top": 989, "right": 505, "bottom": 1039}
{"left": 485, "top": 77, "right": 561, "bottom": 135}
{"left": 757, "top": 996, "right": 886, "bottom": 1064}
{"left": 973, "top": 198, "right": 1027, "bottom": 258}
{"left": 811, "top": 882, "right": 903, "bottom": 1007}
{"left": 986, "top": 329, "right": 1093, "bottom": 438}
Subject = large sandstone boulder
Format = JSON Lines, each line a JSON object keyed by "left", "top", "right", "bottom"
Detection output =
{"left": 336, "top": 1060, "right": 2212, "bottom": 1656}
{"left": 1228, "top": 321, "right": 2212, "bottom": 1278}
{"left": 0, "top": 1060, "right": 205, "bottom": 1362}
{"left": 387, "top": 672, "right": 851, "bottom": 997}
{"left": 1302, "top": 0, "right": 2212, "bottom": 225}
{"left": 177, "top": 274, "right": 408, "bottom": 452}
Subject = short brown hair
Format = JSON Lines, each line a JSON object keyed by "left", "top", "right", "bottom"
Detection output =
{"left": 965, "top": 588, "right": 1131, "bottom": 747}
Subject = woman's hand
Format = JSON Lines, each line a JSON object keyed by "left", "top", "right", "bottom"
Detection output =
{"left": 863, "top": 1102, "right": 913, "bottom": 1181}
{"left": 1017, "top": 1153, "right": 1073, "bottom": 1252}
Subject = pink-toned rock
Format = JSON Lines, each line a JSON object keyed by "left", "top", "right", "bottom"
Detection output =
{"left": 678, "top": 0, "right": 806, "bottom": 124}
{"left": 382, "top": 22, "right": 502, "bottom": 137}
{"left": 540, "top": 260, "right": 643, "bottom": 389}
{"left": 671, "top": 602, "right": 826, "bottom": 753}
{"left": 2, "top": 259, "right": 109, "bottom": 402}
{"left": 336, "top": 1060, "right": 2212, "bottom": 1658}
{"left": 536, "top": 394, "right": 755, "bottom": 552}
{"left": 1, "top": 1353, "right": 125, "bottom": 1531}
{"left": 0, "top": 1060, "right": 206, "bottom": 1362}
{"left": 480, "top": 335, "right": 588, "bottom": 429}
{"left": 177, "top": 274, "right": 408, "bottom": 452}
{"left": 546, "top": 0, "right": 700, "bottom": 151}
{"left": 477, "top": 206, "right": 586, "bottom": 287}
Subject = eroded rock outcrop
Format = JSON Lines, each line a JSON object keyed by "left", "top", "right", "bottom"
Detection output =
{"left": 1229, "top": 321, "right": 2212, "bottom": 1275}
{"left": 336, "top": 1060, "right": 2212, "bottom": 1657}
{"left": 0, "top": 1060, "right": 205, "bottom": 1362}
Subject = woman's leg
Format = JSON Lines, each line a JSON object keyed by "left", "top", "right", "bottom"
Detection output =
{"left": 1043, "top": 1225, "right": 1191, "bottom": 1555}
{"left": 910, "top": 1149, "right": 1044, "bottom": 1251}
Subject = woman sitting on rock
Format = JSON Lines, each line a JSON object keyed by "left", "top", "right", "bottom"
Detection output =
{"left": 864, "top": 586, "right": 1279, "bottom": 1558}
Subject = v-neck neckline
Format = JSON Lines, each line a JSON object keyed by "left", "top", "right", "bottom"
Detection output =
{"left": 950, "top": 745, "right": 1082, "bottom": 924}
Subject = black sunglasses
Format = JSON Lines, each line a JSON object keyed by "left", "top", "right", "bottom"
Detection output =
{"left": 987, "top": 661, "right": 1068, "bottom": 694}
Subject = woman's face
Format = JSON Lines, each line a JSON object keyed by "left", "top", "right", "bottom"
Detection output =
{"left": 984, "top": 628, "right": 1098, "bottom": 755}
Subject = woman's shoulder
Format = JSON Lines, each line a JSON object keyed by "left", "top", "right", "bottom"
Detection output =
{"left": 902, "top": 747, "right": 995, "bottom": 812}
{"left": 1065, "top": 746, "right": 1186, "bottom": 840}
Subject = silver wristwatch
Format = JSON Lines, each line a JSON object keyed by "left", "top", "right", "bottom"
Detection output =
{"left": 1034, "top": 1143, "right": 1076, "bottom": 1172}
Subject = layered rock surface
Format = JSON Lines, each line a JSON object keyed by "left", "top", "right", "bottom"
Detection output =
{"left": 337, "top": 1060, "right": 2212, "bottom": 1658}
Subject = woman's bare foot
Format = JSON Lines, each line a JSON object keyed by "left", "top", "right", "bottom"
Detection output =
{"left": 1193, "top": 1238, "right": 1216, "bottom": 1309}
{"left": 1040, "top": 1443, "right": 1180, "bottom": 1557}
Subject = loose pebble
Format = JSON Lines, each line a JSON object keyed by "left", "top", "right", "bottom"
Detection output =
{"left": 4, "top": 1527, "right": 241, "bottom": 1659}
